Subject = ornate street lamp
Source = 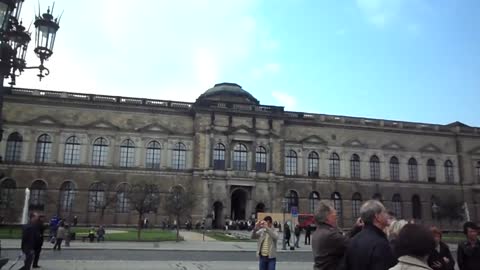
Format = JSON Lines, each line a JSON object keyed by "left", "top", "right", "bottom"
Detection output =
{"left": 0, "top": 1, "right": 61, "bottom": 142}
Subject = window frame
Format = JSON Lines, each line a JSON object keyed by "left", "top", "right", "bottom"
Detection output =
{"left": 255, "top": 146, "right": 267, "bottom": 172}
{"left": 329, "top": 153, "right": 340, "bottom": 178}
{"left": 389, "top": 156, "right": 400, "bottom": 181}
{"left": 285, "top": 150, "right": 298, "bottom": 176}
{"left": 172, "top": 142, "right": 187, "bottom": 170}
{"left": 307, "top": 151, "right": 319, "bottom": 177}
{"left": 213, "top": 143, "right": 226, "bottom": 170}
{"left": 370, "top": 155, "right": 380, "bottom": 180}
{"left": 64, "top": 136, "right": 81, "bottom": 165}
{"left": 5, "top": 132, "right": 23, "bottom": 162}
{"left": 350, "top": 154, "right": 361, "bottom": 179}
{"left": 233, "top": 144, "right": 248, "bottom": 171}
{"left": 35, "top": 134, "right": 52, "bottom": 164}
{"left": 92, "top": 137, "right": 109, "bottom": 167}
{"left": 146, "top": 141, "right": 161, "bottom": 169}
{"left": 408, "top": 158, "right": 418, "bottom": 181}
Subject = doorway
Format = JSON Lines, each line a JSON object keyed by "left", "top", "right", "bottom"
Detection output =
{"left": 231, "top": 189, "right": 247, "bottom": 220}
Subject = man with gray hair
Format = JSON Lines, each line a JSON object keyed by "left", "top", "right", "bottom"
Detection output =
{"left": 343, "top": 200, "right": 396, "bottom": 270}
{"left": 311, "top": 200, "right": 348, "bottom": 270}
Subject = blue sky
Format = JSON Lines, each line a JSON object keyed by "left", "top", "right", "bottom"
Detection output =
{"left": 16, "top": 0, "right": 480, "bottom": 126}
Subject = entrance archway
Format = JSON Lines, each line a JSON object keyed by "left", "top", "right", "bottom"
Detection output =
{"left": 231, "top": 189, "right": 247, "bottom": 220}
{"left": 213, "top": 201, "right": 223, "bottom": 229}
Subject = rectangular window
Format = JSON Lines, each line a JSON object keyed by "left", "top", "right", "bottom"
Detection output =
{"left": 88, "top": 191, "right": 105, "bottom": 212}
{"left": 350, "top": 161, "right": 360, "bottom": 179}
{"left": 172, "top": 150, "right": 186, "bottom": 169}
{"left": 120, "top": 147, "right": 135, "bottom": 168}
{"left": 92, "top": 145, "right": 108, "bottom": 166}
{"left": 255, "top": 151, "right": 267, "bottom": 172}
{"left": 64, "top": 143, "right": 80, "bottom": 165}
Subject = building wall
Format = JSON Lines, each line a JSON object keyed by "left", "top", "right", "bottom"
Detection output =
{"left": 1, "top": 89, "right": 479, "bottom": 228}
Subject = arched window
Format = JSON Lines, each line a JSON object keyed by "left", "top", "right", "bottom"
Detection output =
{"left": 286, "top": 190, "right": 298, "bottom": 212}
{"left": 476, "top": 161, "right": 480, "bottom": 183}
{"left": 172, "top": 142, "right": 186, "bottom": 170}
{"left": 370, "top": 155, "right": 380, "bottom": 180}
{"left": 213, "top": 143, "right": 225, "bottom": 170}
{"left": 392, "top": 194, "right": 402, "bottom": 218}
{"left": 308, "top": 151, "right": 319, "bottom": 177}
{"left": 309, "top": 191, "right": 320, "bottom": 214}
{"left": 59, "top": 181, "right": 75, "bottom": 212}
{"left": 120, "top": 139, "right": 135, "bottom": 168}
{"left": 331, "top": 192, "right": 342, "bottom": 221}
{"left": 444, "top": 160, "right": 454, "bottom": 183}
{"left": 5, "top": 132, "right": 23, "bottom": 162}
{"left": 329, "top": 153, "right": 340, "bottom": 178}
{"left": 64, "top": 136, "right": 81, "bottom": 165}
{"left": 408, "top": 158, "right": 418, "bottom": 181}
{"left": 255, "top": 146, "right": 267, "bottom": 172}
{"left": 146, "top": 141, "right": 161, "bottom": 169}
{"left": 285, "top": 150, "right": 297, "bottom": 176}
{"left": 92, "top": 137, "right": 109, "bottom": 166}
{"left": 88, "top": 182, "right": 105, "bottom": 212}
{"left": 389, "top": 156, "right": 400, "bottom": 181}
{"left": 35, "top": 134, "right": 52, "bottom": 163}
{"left": 350, "top": 154, "right": 361, "bottom": 179}
{"left": 412, "top": 195, "right": 422, "bottom": 220}
{"left": 0, "top": 179, "right": 16, "bottom": 209}
{"left": 427, "top": 159, "right": 436, "bottom": 183}
{"left": 352, "top": 193, "right": 362, "bottom": 218}
{"left": 233, "top": 144, "right": 248, "bottom": 171}
{"left": 30, "top": 180, "right": 47, "bottom": 211}
{"left": 116, "top": 183, "right": 130, "bottom": 213}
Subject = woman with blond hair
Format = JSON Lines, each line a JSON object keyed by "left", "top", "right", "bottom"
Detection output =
{"left": 387, "top": 219, "right": 409, "bottom": 258}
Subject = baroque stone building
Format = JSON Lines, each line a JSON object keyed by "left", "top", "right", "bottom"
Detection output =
{"left": 1, "top": 83, "right": 479, "bottom": 228}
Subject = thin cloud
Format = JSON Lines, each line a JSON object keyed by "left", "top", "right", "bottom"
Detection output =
{"left": 271, "top": 91, "right": 297, "bottom": 110}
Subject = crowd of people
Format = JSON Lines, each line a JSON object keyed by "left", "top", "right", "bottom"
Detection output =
{"left": 252, "top": 199, "right": 479, "bottom": 270}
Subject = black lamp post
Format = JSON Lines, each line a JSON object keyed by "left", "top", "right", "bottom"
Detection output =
{"left": 0, "top": 0, "right": 60, "bottom": 141}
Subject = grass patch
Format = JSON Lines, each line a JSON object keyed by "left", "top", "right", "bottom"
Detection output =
{"left": 0, "top": 226, "right": 22, "bottom": 239}
{"left": 442, "top": 232, "right": 466, "bottom": 245}
{"left": 0, "top": 226, "right": 179, "bottom": 242}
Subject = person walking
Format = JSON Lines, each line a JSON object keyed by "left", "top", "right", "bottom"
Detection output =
{"left": 457, "top": 221, "right": 480, "bottom": 270}
{"left": 53, "top": 222, "right": 66, "bottom": 251}
{"left": 64, "top": 224, "right": 71, "bottom": 247}
{"left": 97, "top": 225, "right": 106, "bottom": 242}
{"left": 344, "top": 200, "right": 396, "bottom": 270}
{"left": 251, "top": 216, "right": 278, "bottom": 270}
{"left": 32, "top": 215, "right": 45, "bottom": 269}
{"left": 284, "top": 223, "right": 291, "bottom": 247}
{"left": 312, "top": 200, "right": 348, "bottom": 270}
{"left": 88, "top": 227, "right": 96, "bottom": 242}
{"left": 304, "top": 224, "right": 312, "bottom": 245}
{"left": 294, "top": 224, "right": 301, "bottom": 248}
{"left": 21, "top": 212, "right": 42, "bottom": 270}
{"left": 389, "top": 223, "right": 436, "bottom": 270}
{"left": 427, "top": 226, "right": 454, "bottom": 270}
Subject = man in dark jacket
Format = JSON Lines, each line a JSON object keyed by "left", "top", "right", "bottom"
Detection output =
{"left": 312, "top": 200, "right": 348, "bottom": 270}
{"left": 457, "top": 221, "right": 480, "bottom": 270}
{"left": 21, "top": 212, "right": 42, "bottom": 270}
{"left": 32, "top": 215, "right": 45, "bottom": 268}
{"left": 344, "top": 200, "right": 396, "bottom": 270}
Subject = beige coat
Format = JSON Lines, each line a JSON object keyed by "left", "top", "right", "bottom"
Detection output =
{"left": 389, "top": 256, "right": 433, "bottom": 270}
{"left": 251, "top": 226, "right": 279, "bottom": 258}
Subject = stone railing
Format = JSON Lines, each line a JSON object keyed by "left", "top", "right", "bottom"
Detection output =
{"left": 8, "top": 87, "right": 193, "bottom": 110}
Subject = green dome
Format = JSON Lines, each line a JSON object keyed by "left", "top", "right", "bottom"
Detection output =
{"left": 197, "top": 83, "right": 259, "bottom": 104}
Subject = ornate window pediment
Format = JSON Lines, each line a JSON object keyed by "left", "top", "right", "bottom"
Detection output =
{"left": 300, "top": 135, "right": 327, "bottom": 145}
{"left": 84, "top": 120, "right": 119, "bottom": 130}
{"left": 137, "top": 123, "right": 172, "bottom": 134}
{"left": 230, "top": 125, "right": 254, "bottom": 135}
{"left": 27, "top": 116, "right": 64, "bottom": 126}
{"left": 419, "top": 143, "right": 442, "bottom": 153}
{"left": 342, "top": 139, "right": 367, "bottom": 148}
{"left": 381, "top": 142, "right": 405, "bottom": 151}
{"left": 468, "top": 146, "right": 480, "bottom": 155}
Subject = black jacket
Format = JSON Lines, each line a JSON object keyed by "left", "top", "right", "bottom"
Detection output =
{"left": 457, "top": 239, "right": 480, "bottom": 270}
{"left": 21, "top": 224, "right": 41, "bottom": 253}
{"left": 312, "top": 223, "right": 348, "bottom": 270}
{"left": 428, "top": 241, "right": 455, "bottom": 270}
{"left": 343, "top": 224, "right": 396, "bottom": 270}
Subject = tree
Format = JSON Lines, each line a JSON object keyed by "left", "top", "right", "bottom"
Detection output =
{"left": 87, "top": 180, "right": 118, "bottom": 225}
{"left": 163, "top": 184, "right": 197, "bottom": 242}
{"left": 438, "top": 195, "right": 464, "bottom": 222}
{"left": 128, "top": 182, "right": 160, "bottom": 240}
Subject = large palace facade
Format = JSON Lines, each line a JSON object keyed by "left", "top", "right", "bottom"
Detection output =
{"left": 1, "top": 83, "right": 479, "bottom": 228}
